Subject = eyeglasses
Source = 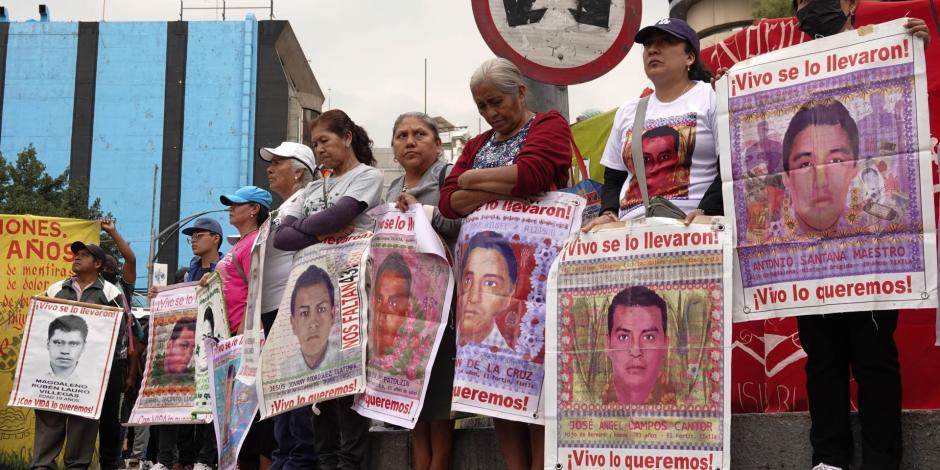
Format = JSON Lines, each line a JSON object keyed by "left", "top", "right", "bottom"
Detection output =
{"left": 186, "top": 232, "right": 213, "bottom": 245}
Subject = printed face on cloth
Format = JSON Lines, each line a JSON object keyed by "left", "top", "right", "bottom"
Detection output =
{"left": 607, "top": 305, "right": 668, "bottom": 405}
{"left": 372, "top": 270, "right": 410, "bottom": 357}
{"left": 785, "top": 124, "right": 857, "bottom": 231}
{"left": 164, "top": 322, "right": 196, "bottom": 376}
{"left": 291, "top": 282, "right": 335, "bottom": 370}
{"left": 622, "top": 125, "right": 692, "bottom": 207}
{"left": 48, "top": 330, "right": 85, "bottom": 379}
{"left": 458, "top": 247, "right": 516, "bottom": 345}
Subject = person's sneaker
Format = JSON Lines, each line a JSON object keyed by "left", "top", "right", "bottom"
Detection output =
{"left": 812, "top": 464, "right": 844, "bottom": 470}
{"left": 192, "top": 463, "right": 213, "bottom": 470}
{"left": 125, "top": 460, "right": 141, "bottom": 470}
{"left": 150, "top": 464, "right": 170, "bottom": 470}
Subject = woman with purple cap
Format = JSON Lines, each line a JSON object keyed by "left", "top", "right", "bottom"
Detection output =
{"left": 582, "top": 17, "right": 722, "bottom": 232}
{"left": 211, "top": 185, "right": 272, "bottom": 334}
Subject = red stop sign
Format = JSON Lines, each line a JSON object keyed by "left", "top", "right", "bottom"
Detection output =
{"left": 472, "top": 0, "right": 643, "bottom": 85}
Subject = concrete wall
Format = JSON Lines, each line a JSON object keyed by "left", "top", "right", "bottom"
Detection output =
{"left": 367, "top": 411, "right": 940, "bottom": 469}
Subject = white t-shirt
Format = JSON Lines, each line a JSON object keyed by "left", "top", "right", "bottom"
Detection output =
{"left": 281, "top": 163, "right": 385, "bottom": 231}
{"left": 600, "top": 81, "right": 718, "bottom": 220}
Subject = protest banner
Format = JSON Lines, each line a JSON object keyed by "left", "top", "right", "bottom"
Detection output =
{"left": 194, "top": 272, "right": 231, "bottom": 418}
{"left": 238, "top": 216, "right": 273, "bottom": 384}
{"left": 0, "top": 214, "right": 98, "bottom": 466}
{"left": 257, "top": 231, "right": 371, "bottom": 418}
{"left": 207, "top": 336, "right": 258, "bottom": 470}
{"left": 7, "top": 297, "right": 121, "bottom": 420}
{"left": 451, "top": 193, "right": 584, "bottom": 423}
{"left": 128, "top": 283, "right": 203, "bottom": 424}
{"left": 545, "top": 218, "right": 732, "bottom": 469}
{"left": 717, "top": 19, "right": 937, "bottom": 320}
{"left": 351, "top": 204, "right": 453, "bottom": 428}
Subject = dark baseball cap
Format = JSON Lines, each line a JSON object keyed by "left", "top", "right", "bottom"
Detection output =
{"left": 634, "top": 18, "right": 700, "bottom": 55}
{"left": 103, "top": 254, "right": 119, "bottom": 272}
{"left": 181, "top": 217, "right": 223, "bottom": 237}
{"left": 70, "top": 241, "right": 106, "bottom": 263}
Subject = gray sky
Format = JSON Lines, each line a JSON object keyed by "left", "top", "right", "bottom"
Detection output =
{"left": 9, "top": 0, "right": 668, "bottom": 144}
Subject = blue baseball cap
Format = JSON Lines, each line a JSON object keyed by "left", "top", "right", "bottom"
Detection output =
{"left": 220, "top": 185, "right": 272, "bottom": 209}
{"left": 181, "top": 217, "right": 223, "bottom": 236}
{"left": 634, "top": 18, "right": 700, "bottom": 55}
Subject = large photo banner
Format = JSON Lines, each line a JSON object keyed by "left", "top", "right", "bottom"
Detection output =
{"left": 194, "top": 272, "right": 231, "bottom": 418}
{"left": 718, "top": 19, "right": 937, "bottom": 320}
{"left": 258, "top": 232, "right": 371, "bottom": 418}
{"left": 129, "top": 283, "right": 202, "bottom": 424}
{"left": 451, "top": 193, "right": 584, "bottom": 423}
{"left": 7, "top": 297, "right": 121, "bottom": 419}
{"left": 545, "top": 219, "right": 732, "bottom": 469}
{"left": 207, "top": 336, "right": 258, "bottom": 470}
{"left": 352, "top": 204, "right": 454, "bottom": 428}
{"left": 0, "top": 215, "right": 98, "bottom": 464}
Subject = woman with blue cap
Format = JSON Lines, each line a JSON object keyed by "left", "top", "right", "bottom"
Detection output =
{"left": 212, "top": 185, "right": 272, "bottom": 334}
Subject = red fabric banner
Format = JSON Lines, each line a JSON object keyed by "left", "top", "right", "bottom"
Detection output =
{"left": 701, "top": 0, "right": 940, "bottom": 413}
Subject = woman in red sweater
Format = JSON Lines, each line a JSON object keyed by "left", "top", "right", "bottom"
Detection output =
{"left": 438, "top": 57, "right": 572, "bottom": 470}
{"left": 438, "top": 58, "right": 571, "bottom": 219}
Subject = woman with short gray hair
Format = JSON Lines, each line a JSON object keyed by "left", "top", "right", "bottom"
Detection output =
{"left": 438, "top": 57, "right": 574, "bottom": 470}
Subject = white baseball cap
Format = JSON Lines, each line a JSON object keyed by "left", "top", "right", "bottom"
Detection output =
{"left": 259, "top": 142, "right": 316, "bottom": 175}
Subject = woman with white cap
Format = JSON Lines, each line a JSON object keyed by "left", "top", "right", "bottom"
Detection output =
{"left": 255, "top": 141, "right": 319, "bottom": 470}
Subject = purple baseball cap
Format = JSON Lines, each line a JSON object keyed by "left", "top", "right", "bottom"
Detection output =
{"left": 634, "top": 18, "right": 700, "bottom": 55}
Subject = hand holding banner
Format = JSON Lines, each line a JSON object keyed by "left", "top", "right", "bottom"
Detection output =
{"left": 258, "top": 232, "right": 372, "bottom": 418}
{"left": 352, "top": 203, "right": 454, "bottom": 428}
{"left": 451, "top": 192, "right": 584, "bottom": 423}
{"left": 545, "top": 218, "right": 732, "bottom": 469}
{"left": 717, "top": 19, "right": 937, "bottom": 320}
{"left": 8, "top": 297, "right": 121, "bottom": 419}
{"left": 128, "top": 283, "right": 202, "bottom": 425}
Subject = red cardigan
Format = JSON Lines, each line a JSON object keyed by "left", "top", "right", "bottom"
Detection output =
{"left": 438, "top": 110, "right": 572, "bottom": 218}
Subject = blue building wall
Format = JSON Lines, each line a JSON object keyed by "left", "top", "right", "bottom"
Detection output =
{"left": 0, "top": 22, "right": 77, "bottom": 176}
{"left": 0, "top": 18, "right": 297, "bottom": 288}
{"left": 177, "top": 19, "right": 257, "bottom": 262}
{"left": 88, "top": 22, "right": 167, "bottom": 286}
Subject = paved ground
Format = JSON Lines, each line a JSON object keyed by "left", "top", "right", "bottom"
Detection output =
{"left": 368, "top": 410, "right": 940, "bottom": 469}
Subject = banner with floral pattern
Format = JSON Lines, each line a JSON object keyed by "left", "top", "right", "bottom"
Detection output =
{"left": 451, "top": 192, "right": 584, "bottom": 424}
{"left": 352, "top": 204, "right": 454, "bottom": 428}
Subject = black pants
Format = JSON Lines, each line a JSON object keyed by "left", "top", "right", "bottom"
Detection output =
{"left": 313, "top": 395, "right": 370, "bottom": 470}
{"left": 271, "top": 406, "right": 318, "bottom": 470}
{"left": 797, "top": 310, "right": 902, "bottom": 470}
{"left": 157, "top": 424, "right": 216, "bottom": 466}
{"left": 98, "top": 358, "right": 126, "bottom": 470}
